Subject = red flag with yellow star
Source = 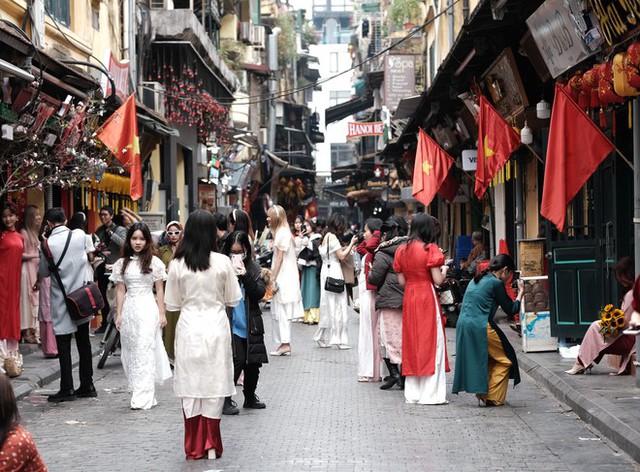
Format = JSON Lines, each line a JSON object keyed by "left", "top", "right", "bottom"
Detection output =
{"left": 96, "top": 94, "right": 142, "bottom": 200}
{"left": 474, "top": 96, "right": 521, "bottom": 199}
{"left": 412, "top": 128, "right": 455, "bottom": 207}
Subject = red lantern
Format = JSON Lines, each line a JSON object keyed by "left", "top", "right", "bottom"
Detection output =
{"left": 581, "top": 66, "right": 601, "bottom": 109}
{"left": 626, "top": 41, "right": 640, "bottom": 88}
{"left": 598, "top": 62, "right": 625, "bottom": 105}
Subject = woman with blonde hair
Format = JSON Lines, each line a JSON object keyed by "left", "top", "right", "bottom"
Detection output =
{"left": 19, "top": 205, "right": 41, "bottom": 344}
{"left": 266, "top": 205, "right": 303, "bottom": 356}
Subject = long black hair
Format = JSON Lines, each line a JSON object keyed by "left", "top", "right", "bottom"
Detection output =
{"left": 0, "top": 375, "right": 20, "bottom": 447}
{"left": 229, "top": 209, "right": 254, "bottom": 240}
{"left": 325, "top": 213, "right": 347, "bottom": 237}
{"left": 222, "top": 230, "right": 254, "bottom": 263}
{"left": 121, "top": 222, "right": 154, "bottom": 275}
{"left": 381, "top": 215, "right": 408, "bottom": 241}
{"left": 407, "top": 213, "right": 436, "bottom": 250}
{"left": 174, "top": 210, "right": 218, "bottom": 272}
{"left": 364, "top": 218, "right": 383, "bottom": 233}
{"left": 473, "top": 254, "right": 516, "bottom": 284}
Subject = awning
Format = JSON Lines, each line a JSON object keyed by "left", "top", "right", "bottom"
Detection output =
{"left": 242, "top": 63, "right": 270, "bottom": 77}
{"left": 325, "top": 96, "right": 374, "bottom": 125}
{"left": 393, "top": 94, "right": 422, "bottom": 120}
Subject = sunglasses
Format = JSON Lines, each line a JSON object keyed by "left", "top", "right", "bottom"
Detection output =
{"left": 167, "top": 231, "right": 181, "bottom": 236}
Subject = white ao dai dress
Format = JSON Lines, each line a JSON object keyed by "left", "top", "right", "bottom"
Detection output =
{"left": 110, "top": 256, "right": 172, "bottom": 410}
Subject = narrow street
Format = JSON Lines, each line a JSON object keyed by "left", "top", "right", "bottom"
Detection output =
{"left": 16, "top": 310, "right": 640, "bottom": 472}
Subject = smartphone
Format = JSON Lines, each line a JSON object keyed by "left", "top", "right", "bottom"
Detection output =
{"left": 510, "top": 270, "right": 521, "bottom": 289}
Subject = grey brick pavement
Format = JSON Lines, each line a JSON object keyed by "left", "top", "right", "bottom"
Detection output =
{"left": 16, "top": 309, "right": 640, "bottom": 471}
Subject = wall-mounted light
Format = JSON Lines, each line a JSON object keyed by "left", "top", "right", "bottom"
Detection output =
{"left": 536, "top": 99, "right": 551, "bottom": 119}
{"left": 520, "top": 121, "right": 533, "bottom": 145}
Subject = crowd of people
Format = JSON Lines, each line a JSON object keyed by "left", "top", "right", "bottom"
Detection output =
{"left": 2, "top": 198, "right": 640, "bottom": 466}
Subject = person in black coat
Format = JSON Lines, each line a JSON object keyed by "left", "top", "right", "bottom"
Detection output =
{"left": 221, "top": 231, "right": 268, "bottom": 415}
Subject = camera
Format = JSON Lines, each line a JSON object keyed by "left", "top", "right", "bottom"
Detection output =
{"left": 511, "top": 270, "right": 521, "bottom": 289}
{"left": 356, "top": 231, "right": 365, "bottom": 242}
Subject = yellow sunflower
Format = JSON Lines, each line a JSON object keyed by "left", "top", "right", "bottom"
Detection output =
{"left": 601, "top": 311, "right": 613, "bottom": 322}
{"left": 604, "top": 304, "right": 614, "bottom": 312}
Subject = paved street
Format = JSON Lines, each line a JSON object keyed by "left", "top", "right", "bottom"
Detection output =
{"left": 17, "top": 310, "right": 640, "bottom": 472}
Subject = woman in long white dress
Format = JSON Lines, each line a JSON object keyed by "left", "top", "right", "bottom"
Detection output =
{"left": 111, "top": 223, "right": 172, "bottom": 410}
{"left": 267, "top": 205, "right": 303, "bottom": 356}
{"left": 165, "top": 210, "right": 242, "bottom": 460}
{"left": 314, "top": 213, "right": 358, "bottom": 350}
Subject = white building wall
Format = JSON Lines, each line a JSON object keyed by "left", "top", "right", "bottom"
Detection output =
{"left": 308, "top": 42, "right": 355, "bottom": 177}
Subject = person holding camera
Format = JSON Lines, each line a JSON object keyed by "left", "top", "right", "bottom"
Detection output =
{"left": 94, "top": 205, "right": 127, "bottom": 334}
{"left": 452, "top": 254, "right": 524, "bottom": 407}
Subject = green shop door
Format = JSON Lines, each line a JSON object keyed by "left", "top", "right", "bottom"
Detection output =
{"left": 546, "top": 161, "right": 619, "bottom": 341}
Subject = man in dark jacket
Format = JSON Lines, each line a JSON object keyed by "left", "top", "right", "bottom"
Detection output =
{"left": 368, "top": 215, "right": 408, "bottom": 390}
{"left": 94, "top": 205, "right": 127, "bottom": 334}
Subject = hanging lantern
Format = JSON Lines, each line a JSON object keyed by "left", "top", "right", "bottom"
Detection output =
{"left": 613, "top": 51, "right": 640, "bottom": 97}
{"left": 581, "top": 66, "right": 601, "bottom": 109}
{"left": 598, "top": 62, "right": 625, "bottom": 105}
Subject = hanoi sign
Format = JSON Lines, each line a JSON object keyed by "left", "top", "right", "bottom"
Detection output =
{"left": 347, "top": 121, "right": 384, "bottom": 139}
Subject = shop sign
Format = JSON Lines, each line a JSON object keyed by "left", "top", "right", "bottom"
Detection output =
{"left": 347, "top": 121, "right": 384, "bottom": 139}
{"left": 462, "top": 149, "right": 477, "bottom": 172}
{"left": 102, "top": 51, "right": 130, "bottom": 101}
{"left": 589, "top": 0, "right": 640, "bottom": 47}
{"left": 366, "top": 177, "right": 387, "bottom": 190}
{"left": 527, "top": 0, "right": 594, "bottom": 78}
{"left": 384, "top": 55, "right": 416, "bottom": 112}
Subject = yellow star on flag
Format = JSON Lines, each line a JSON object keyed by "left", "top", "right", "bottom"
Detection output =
{"left": 484, "top": 135, "right": 495, "bottom": 158}
{"left": 422, "top": 161, "right": 433, "bottom": 175}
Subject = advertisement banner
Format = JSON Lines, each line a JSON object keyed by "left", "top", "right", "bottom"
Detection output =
{"left": 384, "top": 55, "right": 416, "bottom": 112}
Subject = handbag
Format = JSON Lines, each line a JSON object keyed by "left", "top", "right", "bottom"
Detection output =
{"left": 323, "top": 236, "right": 345, "bottom": 294}
{"left": 42, "top": 230, "right": 104, "bottom": 321}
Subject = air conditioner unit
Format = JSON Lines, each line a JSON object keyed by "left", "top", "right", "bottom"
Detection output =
{"left": 251, "top": 25, "right": 266, "bottom": 49}
{"left": 240, "top": 21, "right": 252, "bottom": 44}
{"left": 138, "top": 81, "right": 165, "bottom": 117}
{"left": 275, "top": 102, "right": 284, "bottom": 124}
{"left": 149, "top": 0, "right": 172, "bottom": 10}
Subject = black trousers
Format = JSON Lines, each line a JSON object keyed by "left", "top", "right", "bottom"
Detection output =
{"left": 96, "top": 263, "right": 110, "bottom": 329}
{"left": 56, "top": 322, "right": 93, "bottom": 391}
{"left": 232, "top": 334, "right": 260, "bottom": 397}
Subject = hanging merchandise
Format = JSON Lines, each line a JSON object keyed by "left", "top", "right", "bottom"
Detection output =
{"left": 154, "top": 65, "right": 230, "bottom": 145}
{"left": 277, "top": 177, "right": 307, "bottom": 207}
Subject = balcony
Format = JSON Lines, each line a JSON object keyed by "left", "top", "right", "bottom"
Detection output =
{"left": 150, "top": 9, "right": 237, "bottom": 93}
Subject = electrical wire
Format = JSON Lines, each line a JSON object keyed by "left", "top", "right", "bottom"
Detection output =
{"left": 138, "top": 0, "right": 462, "bottom": 107}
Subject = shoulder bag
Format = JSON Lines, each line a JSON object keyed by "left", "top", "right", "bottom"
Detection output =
{"left": 42, "top": 230, "right": 104, "bottom": 321}
{"left": 324, "top": 235, "right": 345, "bottom": 294}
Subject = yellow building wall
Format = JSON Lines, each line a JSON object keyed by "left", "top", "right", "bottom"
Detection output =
{"left": 176, "top": 147, "right": 186, "bottom": 225}
{"left": 147, "top": 147, "right": 163, "bottom": 213}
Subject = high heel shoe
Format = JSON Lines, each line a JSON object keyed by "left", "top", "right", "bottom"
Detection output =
{"left": 269, "top": 349, "right": 291, "bottom": 356}
{"left": 565, "top": 364, "right": 592, "bottom": 375}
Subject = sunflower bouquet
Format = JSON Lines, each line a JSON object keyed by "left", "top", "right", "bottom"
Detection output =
{"left": 598, "top": 304, "right": 627, "bottom": 337}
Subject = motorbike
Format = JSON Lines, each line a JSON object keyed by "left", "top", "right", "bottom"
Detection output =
{"left": 437, "top": 263, "right": 471, "bottom": 328}
{"left": 96, "top": 261, "right": 121, "bottom": 369}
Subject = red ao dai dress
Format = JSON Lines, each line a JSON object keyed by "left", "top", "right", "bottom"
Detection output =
{"left": 393, "top": 241, "right": 450, "bottom": 404}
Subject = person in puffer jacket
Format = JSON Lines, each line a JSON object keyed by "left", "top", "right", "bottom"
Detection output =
{"left": 368, "top": 215, "right": 408, "bottom": 391}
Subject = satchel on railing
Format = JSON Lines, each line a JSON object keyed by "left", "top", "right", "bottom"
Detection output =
{"left": 43, "top": 231, "right": 104, "bottom": 321}
{"left": 323, "top": 236, "right": 345, "bottom": 294}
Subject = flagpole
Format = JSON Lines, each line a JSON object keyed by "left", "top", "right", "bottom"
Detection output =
{"left": 615, "top": 148, "right": 635, "bottom": 171}
{"left": 523, "top": 144, "right": 544, "bottom": 165}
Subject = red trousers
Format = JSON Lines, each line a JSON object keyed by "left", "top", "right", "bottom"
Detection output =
{"left": 183, "top": 414, "right": 223, "bottom": 460}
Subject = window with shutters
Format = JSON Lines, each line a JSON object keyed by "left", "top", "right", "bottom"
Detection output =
{"left": 45, "top": 0, "right": 71, "bottom": 27}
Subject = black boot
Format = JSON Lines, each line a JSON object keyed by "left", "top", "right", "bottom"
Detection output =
{"left": 223, "top": 396, "right": 239, "bottom": 415}
{"left": 380, "top": 360, "right": 401, "bottom": 390}
{"left": 243, "top": 392, "right": 266, "bottom": 409}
